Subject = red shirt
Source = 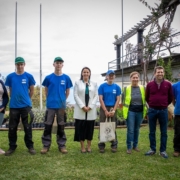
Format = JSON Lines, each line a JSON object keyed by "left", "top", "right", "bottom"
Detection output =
{"left": 145, "top": 79, "right": 173, "bottom": 109}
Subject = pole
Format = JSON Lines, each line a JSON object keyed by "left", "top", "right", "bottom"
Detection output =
{"left": 40, "top": 4, "right": 42, "bottom": 110}
{"left": 15, "top": 2, "right": 17, "bottom": 59}
{"left": 121, "top": 0, "right": 124, "bottom": 89}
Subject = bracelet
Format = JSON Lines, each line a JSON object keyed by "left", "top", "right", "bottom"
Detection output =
{"left": 111, "top": 110, "right": 115, "bottom": 113}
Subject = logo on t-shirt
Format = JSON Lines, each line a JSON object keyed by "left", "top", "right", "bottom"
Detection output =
{"left": 22, "top": 79, "right": 26, "bottom": 84}
{"left": 113, "top": 89, "right": 116, "bottom": 94}
{"left": 61, "top": 80, "right": 65, "bottom": 85}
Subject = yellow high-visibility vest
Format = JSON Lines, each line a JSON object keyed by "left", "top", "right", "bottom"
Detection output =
{"left": 122, "top": 85, "right": 147, "bottom": 119}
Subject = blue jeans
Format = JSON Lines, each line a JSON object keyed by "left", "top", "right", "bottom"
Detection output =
{"left": 148, "top": 108, "right": 168, "bottom": 152}
{"left": 126, "top": 111, "right": 143, "bottom": 149}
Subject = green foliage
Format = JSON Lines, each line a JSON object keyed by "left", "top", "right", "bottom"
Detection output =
{"left": 116, "top": 108, "right": 123, "bottom": 121}
{"left": 32, "top": 108, "right": 46, "bottom": 123}
{"left": 66, "top": 105, "right": 74, "bottom": 122}
{"left": 32, "top": 86, "right": 46, "bottom": 108}
{"left": 157, "top": 56, "right": 174, "bottom": 82}
{"left": 0, "top": 127, "right": 179, "bottom": 180}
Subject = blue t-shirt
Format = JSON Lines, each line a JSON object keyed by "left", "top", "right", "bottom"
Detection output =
{"left": 42, "top": 73, "right": 73, "bottom": 109}
{"left": 98, "top": 83, "right": 121, "bottom": 106}
{"left": 172, "top": 81, "right": 180, "bottom": 115}
{"left": 5, "top": 72, "right": 36, "bottom": 108}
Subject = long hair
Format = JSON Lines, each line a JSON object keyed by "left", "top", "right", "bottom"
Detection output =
{"left": 80, "top": 67, "right": 91, "bottom": 80}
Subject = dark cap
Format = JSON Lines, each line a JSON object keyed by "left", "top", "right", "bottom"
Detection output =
{"left": 106, "top": 70, "right": 115, "bottom": 75}
{"left": 54, "top": 57, "right": 64, "bottom": 62}
{"left": 15, "top": 57, "right": 25, "bottom": 64}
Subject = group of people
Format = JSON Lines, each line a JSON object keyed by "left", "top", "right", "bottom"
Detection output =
{"left": 0, "top": 56, "right": 180, "bottom": 159}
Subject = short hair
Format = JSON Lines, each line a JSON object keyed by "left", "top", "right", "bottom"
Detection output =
{"left": 154, "top": 66, "right": 164, "bottom": 73}
{"left": 129, "top": 71, "right": 140, "bottom": 78}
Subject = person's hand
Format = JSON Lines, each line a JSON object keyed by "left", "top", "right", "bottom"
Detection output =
{"left": 109, "top": 111, "right": 115, "bottom": 117}
{"left": 82, "top": 107, "right": 88, "bottom": 112}
{"left": 104, "top": 110, "right": 110, "bottom": 117}
{"left": 0, "top": 107, "right": 4, "bottom": 112}
{"left": 86, "top": 107, "right": 91, "bottom": 111}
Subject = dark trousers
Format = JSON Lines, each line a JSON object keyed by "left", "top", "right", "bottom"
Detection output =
{"left": 42, "top": 108, "right": 67, "bottom": 149}
{"left": 8, "top": 107, "right": 34, "bottom": 150}
{"left": 148, "top": 108, "right": 168, "bottom": 152}
{"left": 98, "top": 106, "right": 118, "bottom": 149}
{"left": 173, "top": 115, "right": 180, "bottom": 152}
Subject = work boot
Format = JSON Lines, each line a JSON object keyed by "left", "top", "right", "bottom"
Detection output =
{"left": 59, "top": 148, "right": 68, "bottom": 154}
{"left": 28, "top": 148, "right": 36, "bottom": 155}
{"left": 5, "top": 149, "right": 15, "bottom": 156}
{"left": 40, "top": 147, "right": 49, "bottom": 154}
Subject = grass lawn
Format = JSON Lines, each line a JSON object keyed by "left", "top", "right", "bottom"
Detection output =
{"left": 0, "top": 126, "right": 179, "bottom": 180}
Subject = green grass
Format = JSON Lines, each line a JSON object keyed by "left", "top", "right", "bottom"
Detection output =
{"left": 0, "top": 126, "right": 179, "bottom": 180}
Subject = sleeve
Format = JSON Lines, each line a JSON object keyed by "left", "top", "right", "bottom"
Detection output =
{"left": 116, "top": 84, "right": 121, "bottom": 96}
{"left": 5, "top": 74, "right": 11, "bottom": 87}
{"left": 168, "top": 83, "right": 173, "bottom": 105}
{"left": 172, "top": 84, "right": 176, "bottom": 100}
{"left": 0, "top": 81, "right": 9, "bottom": 111}
{"left": 42, "top": 77, "right": 48, "bottom": 87}
{"left": 145, "top": 83, "right": 149, "bottom": 103}
{"left": 73, "top": 81, "right": 85, "bottom": 109}
{"left": 66, "top": 76, "right": 73, "bottom": 89}
{"left": 29, "top": 74, "right": 36, "bottom": 86}
{"left": 98, "top": 84, "right": 103, "bottom": 95}
{"left": 89, "top": 83, "right": 98, "bottom": 109}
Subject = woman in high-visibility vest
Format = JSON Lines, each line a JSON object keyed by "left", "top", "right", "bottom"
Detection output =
{"left": 122, "top": 71, "right": 147, "bottom": 154}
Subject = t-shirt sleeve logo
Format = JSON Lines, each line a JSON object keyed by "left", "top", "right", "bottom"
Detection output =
{"left": 61, "top": 80, "right": 65, "bottom": 85}
{"left": 22, "top": 79, "right": 27, "bottom": 84}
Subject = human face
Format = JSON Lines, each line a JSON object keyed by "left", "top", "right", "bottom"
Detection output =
{"left": 106, "top": 73, "right": 115, "bottom": 84}
{"left": 154, "top": 68, "right": 164, "bottom": 81}
{"left": 130, "top": 73, "right": 139, "bottom": 86}
{"left": 53, "top": 61, "right": 63, "bottom": 71}
{"left": 15, "top": 63, "right": 25, "bottom": 74}
{"left": 82, "top": 68, "right": 90, "bottom": 81}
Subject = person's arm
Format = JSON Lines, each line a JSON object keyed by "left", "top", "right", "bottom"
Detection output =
{"left": 66, "top": 88, "right": 70, "bottom": 99}
{"left": 45, "top": 87, "right": 48, "bottom": 97}
{"left": 168, "top": 84, "right": 173, "bottom": 105}
{"left": 29, "top": 85, "right": 34, "bottom": 98}
{"left": 109, "top": 96, "right": 120, "bottom": 117}
{"left": 88, "top": 83, "right": 98, "bottom": 111}
{"left": 73, "top": 81, "right": 86, "bottom": 111}
{"left": 99, "top": 95, "right": 110, "bottom": 117}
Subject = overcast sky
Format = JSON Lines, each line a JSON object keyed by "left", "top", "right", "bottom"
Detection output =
{"left": 0, "top": 0, "right": 180, "bottom": 87}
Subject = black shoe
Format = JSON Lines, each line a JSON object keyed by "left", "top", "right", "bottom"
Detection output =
{"left": 5, "top": 149, "right": 15, "bottom": 156}
{"left": 28, "top": 148, "right": 36, "bottom": 155}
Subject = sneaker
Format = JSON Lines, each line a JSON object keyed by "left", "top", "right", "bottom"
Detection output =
{"left": 0, "top": 148, "right": 5, "bottom": 155}
{"left": 127, "top": 149, "right": 132, "bottom": 154}
{"left": 5, "top": 149, "right": 15, "bottom": 156}
{"left": 145, "top": 149, "right": 156, "bottom": 156}
{"left": 59, "top": 148, "right": 68, "bottom": 154}
{"left": 111, "top": 148, "right": 117, "bottom": 153}
{"left": 160, "top": 151, "right": 168, "bottom": 159}
{"left": 40, "top": 147, "right": 49, "bottom": 154}
{"left": 28, "top": 148, "right": 36, "bottom": 155}
{"left": 99, "top": 149, "right": 105, "bottom": 153}
{"left": 173, "top": 151, "right": 180, "bottom": 157}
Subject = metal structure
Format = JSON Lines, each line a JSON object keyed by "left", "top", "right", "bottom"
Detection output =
{"left": 112, "top": 0, "right": 180, "bottom": 71}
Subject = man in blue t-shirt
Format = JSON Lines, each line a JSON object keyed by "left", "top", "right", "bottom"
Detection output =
{"left": 41, "top": 57, "right": 73, "bottom": 154}
{"left": 98, "top": 70, "right": 121, "bottom": 153}
{"left": 172, "top": 74, "right": 180, "bottom": 157}
{"left": 5, "top": 57, "right": 36, "bottom": 156}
